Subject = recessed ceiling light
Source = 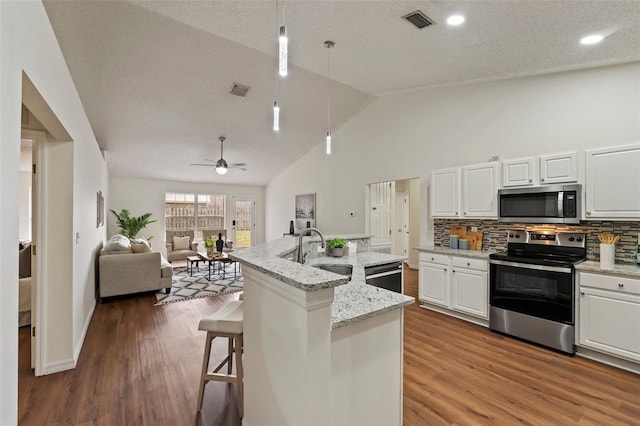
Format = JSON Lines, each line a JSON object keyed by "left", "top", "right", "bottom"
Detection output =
{"left": 580, "top": 34, "right": 604, "bottom": 45}
{"left": 446, "top": 15, "right": 465, "bottom": 26}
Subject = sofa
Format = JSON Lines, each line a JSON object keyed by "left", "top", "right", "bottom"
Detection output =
{"left": 18, "top": 242, "right": 32, "bottom": 327}
{"left": 99, "top": 234, "right": 172, "bottom": 299}
{"left": 165, "top": 230, "right": 199, "bottom": 262}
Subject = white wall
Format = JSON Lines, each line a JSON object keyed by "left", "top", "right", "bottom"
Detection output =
{"left": 108, "top": 176, "right": 265, "bottom": 255}
{"left": 0, "top": 2, "right": 108, "bottom": 423}
{"left": 266, "top": 63, "right": 640, "bottom": 246}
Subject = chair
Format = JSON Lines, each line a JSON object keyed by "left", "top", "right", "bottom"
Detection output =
{"left": 165, "top": 230, "right": 199, "bottom": 262}
{"left": 197, "top": 300, "right": 244, "bottom": 417}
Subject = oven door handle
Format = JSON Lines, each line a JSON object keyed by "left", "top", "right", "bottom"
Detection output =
{"left": 490, "top": 259, "right": 572, "bottom": 274}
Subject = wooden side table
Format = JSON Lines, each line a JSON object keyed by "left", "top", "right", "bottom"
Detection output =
{"left": 187, "top": 255, "right": 201, "bottom": 276}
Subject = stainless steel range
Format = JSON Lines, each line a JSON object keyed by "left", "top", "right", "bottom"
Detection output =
{"left": 489, "top": 230, "right": 586, "bottom": 354}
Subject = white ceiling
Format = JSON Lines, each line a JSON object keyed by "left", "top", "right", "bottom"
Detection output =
{"left": 42, "top": 1, "right": 640, "bottom": 185}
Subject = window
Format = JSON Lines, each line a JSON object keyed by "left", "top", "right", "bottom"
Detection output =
{"left": 165, "top": 192, "right": 225, "bottom": 240}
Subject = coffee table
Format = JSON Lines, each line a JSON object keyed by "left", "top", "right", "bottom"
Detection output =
{"left": 197, "top": 251, "right": 236, "bottom": 281}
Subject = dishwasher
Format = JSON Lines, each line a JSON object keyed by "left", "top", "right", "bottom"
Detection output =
{"left": 365, "top": 261, "right": 403, "bottom": 293}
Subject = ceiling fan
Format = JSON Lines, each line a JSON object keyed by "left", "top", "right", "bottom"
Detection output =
{"left": 191, "top": 136, "right": 247, "bottom": 175}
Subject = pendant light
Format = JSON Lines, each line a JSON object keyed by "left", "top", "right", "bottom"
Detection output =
{"left": 324, "top": 40, "right": 334, "bottom": 155}
{"left": 278, "top": 2, "right": 288, "bottom": 77}
{"left": 273, "top": 100, "right": 280, "bottom": 131}
{"left": 273, "top": 0, "right": 281, "bottom": 132}
{"left": 279, "top": 26, "right": 288, "bottom": 77}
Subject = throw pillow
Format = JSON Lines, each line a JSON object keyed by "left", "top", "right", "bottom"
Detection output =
{"left": 103, "top": 234, "right": 132, "bottom": 253}
{"left": 173, "top": 235, "right": 191, "bottom": 251}
{"left": 130, "top": 238, "right": 152, "bottom": 253}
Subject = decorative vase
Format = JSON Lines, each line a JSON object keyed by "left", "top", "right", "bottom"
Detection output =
{"left": 306, "top": 221, "right": 311, "bottom": 229}
{"left": 206, "top": 247, "right": 214, "bottom": 257}
{"left": 289, "top": 220, "right": 295, "bottom": 235}
{"left": 216, "top": 233, "right": 224, "bottom": 253}
{"left": 332, "top": 247, "right": 344, "bottom": 257}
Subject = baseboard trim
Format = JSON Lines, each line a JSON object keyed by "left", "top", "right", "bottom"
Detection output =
{"left": 576, "top": 346, "right": 640, "bottom": 374}
{"left": 43, "top": 357, "right": 75, "bottom": 375}
{"left": 74, "top": 298, "right": 96, "bottom": 363}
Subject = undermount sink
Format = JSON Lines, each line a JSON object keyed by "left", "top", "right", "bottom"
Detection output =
{"left": 312, "top": 264, "right": 353, "bottom": 280}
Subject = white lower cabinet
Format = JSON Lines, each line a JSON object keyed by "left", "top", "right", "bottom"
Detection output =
{"left": 578, "top": 272, "right": 640, "bottom": 363}
{"left": 418, "top": 253, "right": 449, "bottom": 307}
{"left": 419, "top": 252, "right": 488, "bottom": 323}
{"left": 451, "top": 262, "right": 488, "bottom": 318}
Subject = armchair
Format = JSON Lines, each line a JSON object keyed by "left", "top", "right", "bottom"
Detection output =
{"left": 165, "top": 230, "right": 199, "bottom": 262}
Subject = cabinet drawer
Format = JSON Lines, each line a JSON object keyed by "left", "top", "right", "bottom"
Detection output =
{"left": 580, "top": 272, "right": 640, "bottom": 295}
{"left": 452, "top": 256, "right": 488, "bottom": 271}
{"left": 419, "top": 252, "right": 449, "bottom": 265}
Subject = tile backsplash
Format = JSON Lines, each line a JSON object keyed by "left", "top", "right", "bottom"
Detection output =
{"left": 434, "top": 219, "right": 640, "bottom": 264}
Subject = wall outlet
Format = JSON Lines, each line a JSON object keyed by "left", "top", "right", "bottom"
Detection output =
{"left": 471, "top": 227, "right": 478, "bottom": 232}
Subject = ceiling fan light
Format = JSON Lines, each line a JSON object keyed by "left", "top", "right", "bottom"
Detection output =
{"left": 216, "top": 165, "right": 228, "bottom": 175}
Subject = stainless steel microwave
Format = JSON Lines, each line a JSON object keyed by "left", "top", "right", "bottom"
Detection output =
{"left": 498, "top": 184, "right": 581, "bottom": 224}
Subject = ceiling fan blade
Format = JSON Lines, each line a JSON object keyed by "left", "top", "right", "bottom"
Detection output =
{"left": 229, "top": 162, "right": 247, "bottom": 167}
{"left": 228, "top": 165, "right": 247, "bottom": 171}
{"left": 190, "top": 163, "right": 215, "bottom": 167}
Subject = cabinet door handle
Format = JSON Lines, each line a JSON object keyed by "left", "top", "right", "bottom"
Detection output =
{"left": 528, "top": 179, "right": 532, "bottom": 183}
{"left": 431, "top": 257, "right": 435, "bottom": 261}
{"left": 586, "top": 211, "right": 592, "bottom": 216}
{"left": 541, "top": 177, "right": 545, "bottom": 182}
{"left": 467, "top": 262, "right": 471, "bottom": 266}
{"left": 618, "top": 283, "right": 624, "bottom": 288}
{"left": 580, "top": 291, "right": 585, "bottom": 296}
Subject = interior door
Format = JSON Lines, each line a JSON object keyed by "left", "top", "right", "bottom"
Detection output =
{"left": 231, "top": 196, "right": 255, "bottom": 248}
{"left": 392, "top": 192, "right": 409, "bottom": 256}
{"left": 370, "top": 182, "right": 394, "bottom": 249}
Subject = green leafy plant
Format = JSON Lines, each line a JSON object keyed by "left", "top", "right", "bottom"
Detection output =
{"left": 110, "top": 209, "right": 157, "bottom": 239}
{"left": 204, "top": 237, "right": 216, "bottom": 248}
{"left": 328, "top": 238, "right": 347, "bottom": 249}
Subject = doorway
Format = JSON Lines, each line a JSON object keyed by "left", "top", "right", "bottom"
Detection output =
{"left": 231, "top": 196, "right": 255, "bottom": 248}
{"left": 367, "top": 178, "right": 420, "bottom": 267}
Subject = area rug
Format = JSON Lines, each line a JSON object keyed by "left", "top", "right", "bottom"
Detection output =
{"left": 155, "top": 264, "right": 243, "bottom": 305}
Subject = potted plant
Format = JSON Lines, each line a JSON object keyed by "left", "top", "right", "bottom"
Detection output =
{"left": 204, "top": 237, "right": 216, "bottom": 257}
{"left": 328, "top": 238, "right": 347, "bottom": 257}
{"left": 110, "top": 209, "right": 157, "bottom": 239}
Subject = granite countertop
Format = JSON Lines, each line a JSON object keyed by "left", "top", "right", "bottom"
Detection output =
{"left": 575, "top": 260, "right": 640, "bottom": 278}
{"left": 415, "top": 245, "right": 495, "bottom": 259}
{"left": 230, "top": 236, "right": 414, "bottom": 329}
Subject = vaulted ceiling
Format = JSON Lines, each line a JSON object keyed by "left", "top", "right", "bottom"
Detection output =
{"left": 43, "top": 1, "right": 640, "bottom": 185}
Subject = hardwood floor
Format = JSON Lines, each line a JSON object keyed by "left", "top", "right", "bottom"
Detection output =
{"left": 18, "top": 265, "right": 639, "bottom": 425}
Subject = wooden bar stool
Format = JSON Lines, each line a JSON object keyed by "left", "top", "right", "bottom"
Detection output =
{"left": 196, "top": 300, "right": 244, "bottom": 417}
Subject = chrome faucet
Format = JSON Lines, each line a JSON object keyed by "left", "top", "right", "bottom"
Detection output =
{"left": 296, "top": 227, "right": 325, "bottom": 263}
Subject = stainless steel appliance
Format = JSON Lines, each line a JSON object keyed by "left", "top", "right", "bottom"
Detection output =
{"left": 365, "top": 262, "right": 403, "bottom": 293}
{"left": 498, "top": 184, "right": 581, "bottom": 224}
{"left": 489, "top": 230, "right": 586, "bottom": 354}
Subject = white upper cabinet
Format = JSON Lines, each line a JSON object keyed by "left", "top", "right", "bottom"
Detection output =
{"left": 430, "top": 168, "right": 460, "bottom": 218}
{"left": 462, "top": 162, "right": 500, "bottom": 218}
{"left": 585, "top": 143, "right": 640, "bottom": 219}
{"left": 540, "top": 151, "right": 578, "bottom": 184}
{"left": 502, "top": 157, "right": 536, "bottom": 187}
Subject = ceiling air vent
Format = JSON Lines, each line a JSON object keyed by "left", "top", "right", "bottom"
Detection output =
{"left": 229, "top": 83, "right": 250, "bottom": 97}
{"left": 402, "top": 10, "right": 434, "bottom": 29}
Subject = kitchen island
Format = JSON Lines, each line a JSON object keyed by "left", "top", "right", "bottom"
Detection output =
{"left": 230, "top": 235, "right": 413, "bottom": 425}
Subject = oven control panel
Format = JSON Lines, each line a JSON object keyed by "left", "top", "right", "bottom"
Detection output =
{"left": 507, "top": 230, "right": 585, "bottom": 247}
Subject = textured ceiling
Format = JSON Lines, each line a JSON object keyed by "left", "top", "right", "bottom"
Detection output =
{"left": 43, "top": 0, "right": 640, "bottom": 185}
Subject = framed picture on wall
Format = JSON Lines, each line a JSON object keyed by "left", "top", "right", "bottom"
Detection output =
{"left": 295, "top": 193, "right": 316, "bottom": 231}
{"left": 96, "top": 190, "right": 104, "bottom": 228}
